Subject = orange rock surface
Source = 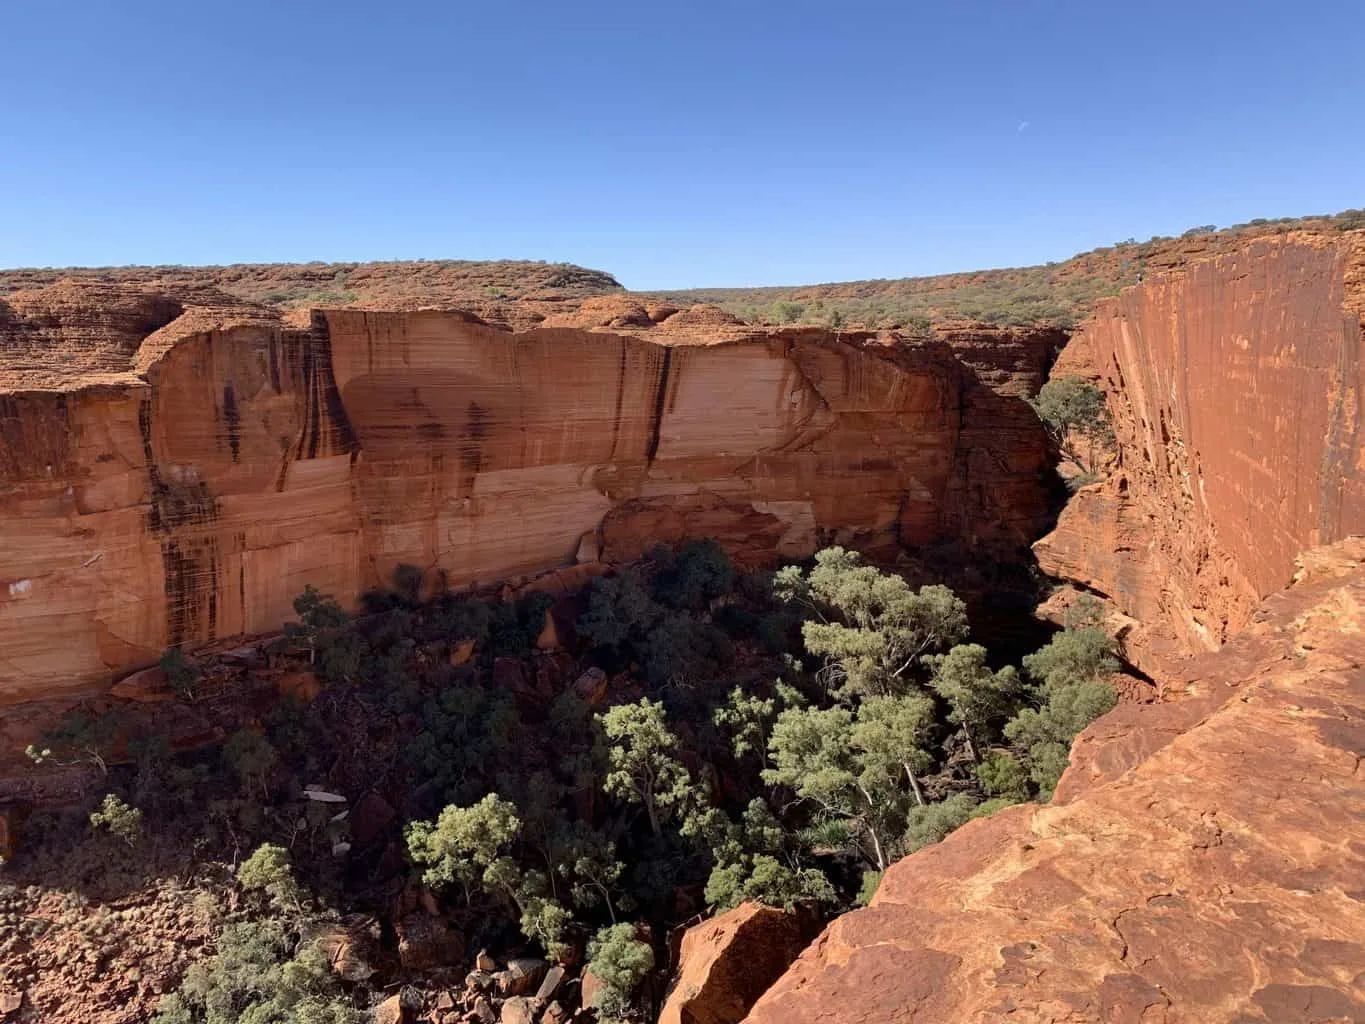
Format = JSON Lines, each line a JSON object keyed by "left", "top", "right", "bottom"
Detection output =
{"left": 660, "top": 903, "right": 821, "bottom": 1024}
{"left": 747, "top": 229, "right": 1365, "bottom": 1023}
{"left": 0, "top": 290, "right": 1056, "bottom": 702}
{"left": 1035, "top": 231, "right": 1365, "bottom": 675}
{"left": 748, "top": 538, "right": 1365, "bottom": 1024}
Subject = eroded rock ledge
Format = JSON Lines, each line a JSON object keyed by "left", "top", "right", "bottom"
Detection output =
{"left": 747, "top": 538, "right": 1365, "bottom": 1024}
{"left": 0, "top": 294, "right": 1060, "bottom": 703}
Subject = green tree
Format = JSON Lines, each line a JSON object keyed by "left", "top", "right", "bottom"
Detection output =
{"left": 599, "top": 699, "right": 697, "bottom": 837}
{"left": 650, "top": 539, "right": 737, "bottom": 611}
{"left": 700, "top": 799, "right": 835, "bottom": 911}
{"left": 285, "top": 585, "right": 349, "bottom": 660}
{"left": 1033, "top": 376, "right": 1113, "bottom": 475}
{"left": 774, "top": 547, "right": 968, "bottom": 698}
{"left": 406, "top": 793, "right": 523, "bottom": 897}
{"left": 850, "top": 693, "right": 936, "bottom": 807}
{"left": 975, "top": 750, "right": 1030, "bottom": 801}
{"left": 764, "top": 705, "right": 895, "bottom": 869}
{"left": 223, "top": 729, "right": 278, "bottom": 800}
{"left": 237, "top": 843, "right": 305, "bottom": 914}
{"left": 1006, "top": 626, "right": 1120, "bottom": 798}
{"left": 585, "top": 923, "right": 655, "bottom": 1021}
{"left": 904, "top": 792, "right": 980, "bottom": 852}
{"left": 160, "top": 648, "right": 202, "bottom": 700}
{"left": 926, "top": 644, "right": 1022, "bottom": 762}
{"left": 90, "top": 793, "right": 142, "bottom": 846}
{"left": 577, "top": 570, "right": 661, "bottom": 650}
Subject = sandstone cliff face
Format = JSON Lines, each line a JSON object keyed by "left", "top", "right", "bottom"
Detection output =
{"left": 0, "top": 293, "right": 1057, "bottom": 703}
{"left": 1035, "top": 232, "right": 1365, "bottom": 672}
{"left": 747, "top": 538, "right": 1365, "bottom": 1024}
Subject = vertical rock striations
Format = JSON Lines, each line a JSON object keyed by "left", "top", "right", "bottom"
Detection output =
{"left": 1035, "top": 231, "right": 1365, "bottom": 672}
{"left": 0, "top": 295, "right": 1058, "bottom": 703}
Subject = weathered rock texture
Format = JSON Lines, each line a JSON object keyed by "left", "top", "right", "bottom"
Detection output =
{"left": 748, "top": 537, "right": 1365, "bottom": 1024}
{"left": 660, "top": 903, "right": 821, "bottom": 1024}
{"left": 1035, "top": 232, "right": 1365, "bottom": 673}
{"left": 0, "top": 289, "right": 1058, "bottom": 702}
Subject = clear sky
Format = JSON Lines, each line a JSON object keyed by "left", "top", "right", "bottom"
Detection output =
{"left": 1, "top": 0, "right": 1361, "bottom": 289}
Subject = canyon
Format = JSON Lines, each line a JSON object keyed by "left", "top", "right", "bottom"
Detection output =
{"left": 0, "top": 287, "right": 1059, "bottom": 703}
{"left": 0, "top": 224, "right": 1362, "bottom": 1024}
{"left": 747, "top": 228, "right": 1365, "bottom": 1023}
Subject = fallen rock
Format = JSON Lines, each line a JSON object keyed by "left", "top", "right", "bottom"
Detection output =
{"left": 658, "top": 903, "right": 821, "bottom": 1024}
{"left": 571, "top": 667, "right": 608, "bottom": 705}
{"left": 499, "top": 996, "right": 536, "bottom": 1024}
{"left": 495, "top": 958, "right": 547, "bottom": 997}
{"left": 350, "top": 791, "right": 397, "bottom": 846}
{"left": 396, "top": 913, "right": 464, "bottom": 971}
{"left": 108, "top": 665, "right": 174, "bottom": 703}
{"left": 475, "top": 949, "right": 497, "bottom": 972}
{"left": 535, "top": 964, "right": 566, "bottom": 1001}
{"left": 308, "top": 915, "right": 379, "bottom": 982}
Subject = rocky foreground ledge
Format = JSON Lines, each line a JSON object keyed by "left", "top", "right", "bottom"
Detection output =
{"left": 741, "top": 552, "right": 1365, "bottom": 1023}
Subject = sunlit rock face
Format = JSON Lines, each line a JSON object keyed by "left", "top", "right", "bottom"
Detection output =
{"left": 0, "top": 292, "right": 1057, "bottom": 703}
{"left": 1035, "top": 231, "right": 1365, "bottom": 674}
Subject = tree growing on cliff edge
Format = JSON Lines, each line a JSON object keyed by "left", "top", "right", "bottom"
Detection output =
{"left": 1033, "top": 376, "right": 1113, "bottom": 476}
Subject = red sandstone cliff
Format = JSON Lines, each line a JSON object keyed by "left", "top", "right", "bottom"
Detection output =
{"left": 1035, "top": 231, "right": 1365, "bottom": 675}
{"left": 744, "top": 229, "right": 1365, "bottom": 1022}
{"left": 0, "top": 289, "right": 1057, "bottom": 703}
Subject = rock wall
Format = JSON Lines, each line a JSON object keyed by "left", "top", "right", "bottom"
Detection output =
{"left": 0, "top": 296, "right": 1058, "bottom": 703}
{"left": 747, "top": 538, "right": 1365, "bottom": 1024}
{"left": 1035, "top": 232, "right": 1365, "bottom": 671}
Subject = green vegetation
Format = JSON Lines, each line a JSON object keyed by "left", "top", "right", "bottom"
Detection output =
{"left": 15, "top": 539, "right": 1121, "bottom": 1023}
{"left": 586, "top": 923, "right": 656, "bottom": 1021}
{"left": 89, "top": 794, "right": 142, "bottom": 846}
{"left": 1032, "top": 375, "right": 1114, "bottom": 476}
{"left": 643, "top": 209, "right": 1365, "bottom": 331}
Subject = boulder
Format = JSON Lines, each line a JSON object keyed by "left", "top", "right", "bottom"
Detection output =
{"left": 396, "top": 913, "right": 464, "bottom": 971}
{"left": 349, "top": 791, "right": 397, "bottom": 846}
{"left": 108, "top": 665, "right": 174, "bottom": 703}
{"left": 658, "top": 903, "right": 820, "bottom": 1024}
{"left": 308, "top": 915, "right": 379, "bottom": 982}
{"left": 499, "top": 996, "right": 536, "bottom": 1024}
{"left": 571, "top": 667, "right": 608, "bottom": 705}
{"left": 495, "top": 958, "right": 547, "bottom": 997}
{"left": 535, "top": 964, "right": 566, "bottom": 1001}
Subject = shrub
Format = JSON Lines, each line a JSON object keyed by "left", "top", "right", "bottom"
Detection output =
{"left": 152, "top": 918, "right": 361, "bottom": 1024}
{"left": 89, "top": 794, "right": 142, "bottom": 846}
{"left": 586, "top": 923, "right": 655, "bottom": 1020}
{"left": 160, "top": 648, "right": 202, "bottom": 700}
{"left": 236, "top": 844, "right": 304, "bottom": 913}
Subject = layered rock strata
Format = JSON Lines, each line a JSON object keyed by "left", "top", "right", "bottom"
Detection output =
{"left": 1035, "top": 232, "right": 1365, "bottom": 673}
{"left": 0, "top": 291, "right": 1058, "bottom": 703}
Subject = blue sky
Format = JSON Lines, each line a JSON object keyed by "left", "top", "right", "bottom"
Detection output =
{"left": 1, "top": 0, "right": 1361, "bottom": 289}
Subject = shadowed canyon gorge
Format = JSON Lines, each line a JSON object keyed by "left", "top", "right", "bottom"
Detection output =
{"left": 0, "top": 223, "right": 1363, "bottom": 1023}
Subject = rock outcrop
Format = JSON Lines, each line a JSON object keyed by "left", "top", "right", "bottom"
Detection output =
{"left": 745, "top": 228, "right": 1365, "bottom": 1023}
{"left": 0, "top": 291, "right": 1058, "bottom": 702}
{"left": 748, "top": 537, "right": 1365, "bottom": 1024}
{"left": 1035, "top": 231, "right": 1365, "bottom": 675}
{"left": 660, "top": 903, "right": 821, "bottom": 1024}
